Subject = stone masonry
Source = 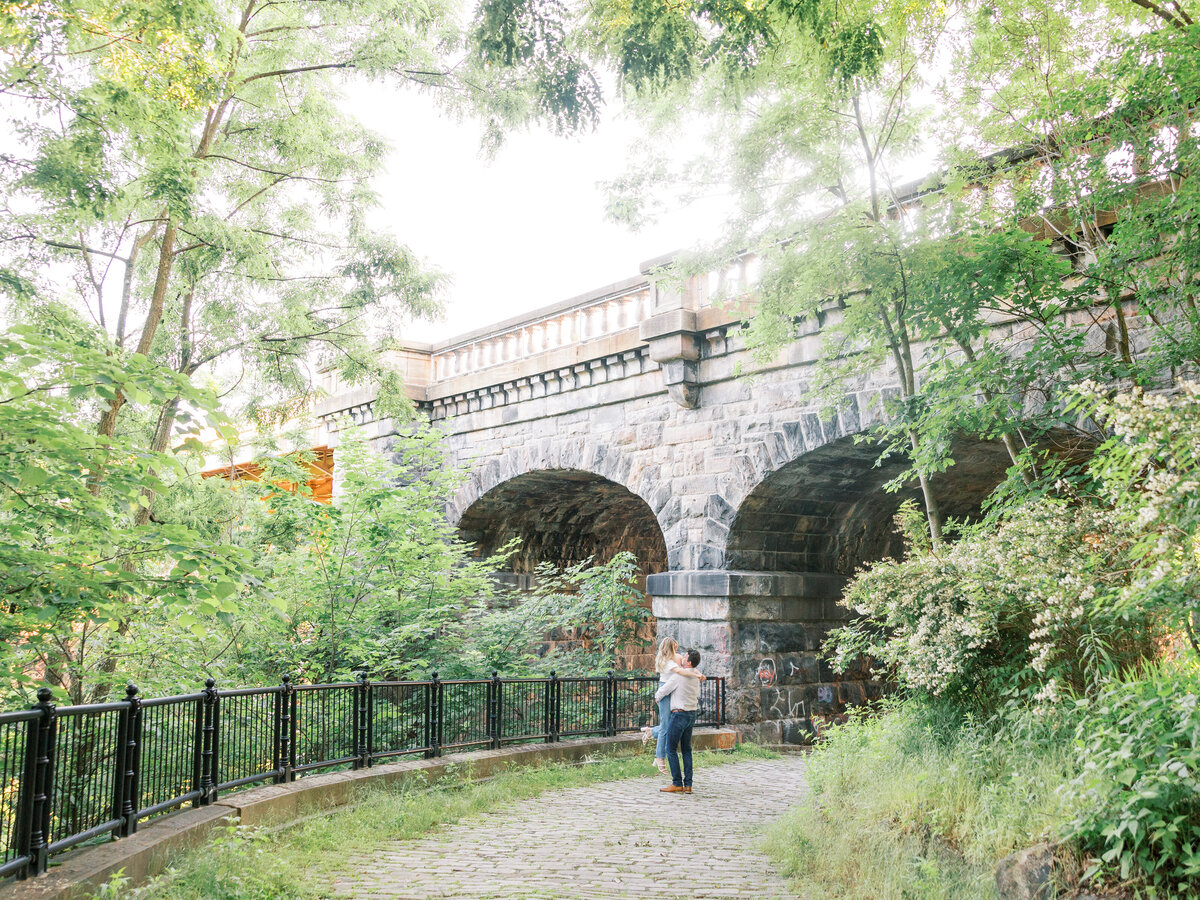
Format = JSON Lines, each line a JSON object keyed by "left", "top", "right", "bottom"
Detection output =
{"left": 306, "top": 256, "right": 1116, "bottom": 742}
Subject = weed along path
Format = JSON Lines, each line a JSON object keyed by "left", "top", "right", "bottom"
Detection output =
{"left": 332, "top": 756, "right": 809, "bottom": 900}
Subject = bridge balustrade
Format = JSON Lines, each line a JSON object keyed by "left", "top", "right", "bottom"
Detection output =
{"left": 431, "top": 287, "right": 657, "bottom": 383}
{"left": 423, "top": 252, "right": 760, "bottom": 386}
{"left": 0, "top": 671, "right": 724, "bottom": 882}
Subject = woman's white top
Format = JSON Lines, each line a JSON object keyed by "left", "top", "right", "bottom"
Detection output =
{"left": 657, "top": 659, "right": 679, "bottom": 683}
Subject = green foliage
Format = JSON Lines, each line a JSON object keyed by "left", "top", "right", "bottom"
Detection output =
{"left": 470, "top": 0, "right": 603, "bottom": 135}
{"left": 1069, "top": 660, "right": 1200, "bottom": 894}
{"left": 822, "top": 379, "right": 1200, "bottom": 894}
{"left": 464, "top": 551, "right": 650, "bottom": 674}
{"left": 1079, "top": 382, "right": 1200, "bottom": 636}
{"left": 0, "top": 326, "right": 255, "bottom": 702}
{"left": 215, "top": 428, "right": 510, "bottom": 684}
{"left": 829, "top": 499, "right": 1166, "bottom": 713}
{"left": 765, "top": 698, "right": 1080, "bottom": 899}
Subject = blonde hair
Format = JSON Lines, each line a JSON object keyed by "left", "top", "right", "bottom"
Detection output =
{"left": 654, "top": 638, "right": 679, "bottom": 675}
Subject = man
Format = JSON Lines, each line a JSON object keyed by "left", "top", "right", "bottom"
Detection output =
{"left": 655, "top": 649, "right": 702, "bottom": 794}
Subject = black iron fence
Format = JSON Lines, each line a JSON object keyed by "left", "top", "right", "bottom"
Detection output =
{"left": 0, "top": 671, "right": 724, "bottom": 882}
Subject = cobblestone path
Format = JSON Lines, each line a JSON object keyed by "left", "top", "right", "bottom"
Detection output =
{"left": 332, "top": 756, "right": 808, "bottom": 900}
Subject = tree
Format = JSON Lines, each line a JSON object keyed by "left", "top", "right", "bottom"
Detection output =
{"left": 0, "top": 0, "right": 603, "bottom": 696}
{"left": 210, "top": 427, "right": 511, "bottom": 683}
{"left": 596, "top": 0, "right": 1200, "bottom": 545}
{"left": 0, "top": 325, "right": 251, "bottom": 704}
{"left": 605, "top": 0, "right": 967, "bottom": 545}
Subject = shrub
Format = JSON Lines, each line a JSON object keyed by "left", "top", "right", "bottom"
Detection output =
{"left": 1068, "top": 659, "right": 1200, "bottom": 895}
{"left": 828, "top": 499, "right": 1166, "bottom": 714}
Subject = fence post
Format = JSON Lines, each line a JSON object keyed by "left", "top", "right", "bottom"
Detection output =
{"left": 112, "top": 684, "right": 142, "bottom": 837}
{"left": 198, "top": 678, "right": 219, "bottom": 804}
{"left": 719, "top": 677, "right": 726, "bottom": 728}
{"left": 423, "top": 675, "right": 433, "bottom": 759}
{"left": 274, "top": 675, "right": 295, "bottom": 784}
{"left": 549, "top": 672, "right": 560, "bottom": 743}
{"left": 353, "top": 668, "right": 371, "bottom": 770}
{"left": 488, "top": 670, "right": 500, "bottom": 750}
{"left": 604, "top": 671, "right": 616, "bottom": 736}
{"left": 430, "top": 672, "right": 442, "bottom": 758}
{"left": 16, "top": 688, "right": 56, "bottom": 879}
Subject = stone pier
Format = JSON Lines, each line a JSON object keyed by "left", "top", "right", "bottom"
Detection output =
{"left": 648, "top": 570, "right": 884, "bottom": 742}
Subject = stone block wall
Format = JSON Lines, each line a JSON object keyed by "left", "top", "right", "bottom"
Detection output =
{"left": 648, "top": 570, "right": 886, "bottom": 743}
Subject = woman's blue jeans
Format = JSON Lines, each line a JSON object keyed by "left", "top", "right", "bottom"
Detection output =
{"left": 650, "top": 692, "right": 672, "bottom": 759}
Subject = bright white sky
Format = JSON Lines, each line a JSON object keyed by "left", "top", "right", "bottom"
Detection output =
{"left": 351, "top": 83, "right": 729, "bottom": 343}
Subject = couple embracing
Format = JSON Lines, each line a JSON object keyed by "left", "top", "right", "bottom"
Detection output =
{"left": 641, "top": 637, "right": 704, "bottom": 795}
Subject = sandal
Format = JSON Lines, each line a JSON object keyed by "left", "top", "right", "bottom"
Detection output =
{"left": 640, "top": 726, "right": 652, "bottom": 747}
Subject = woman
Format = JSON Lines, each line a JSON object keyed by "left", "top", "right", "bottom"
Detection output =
{"left": 641, "top": 637, "right": 705, "bottom": 775}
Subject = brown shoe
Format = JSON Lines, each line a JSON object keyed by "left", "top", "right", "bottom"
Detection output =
{"left": 683, "top": 787, "right": 692, "bottom": 794}
{"left": 660, "top": 785, "right": 686, "bottom": 793}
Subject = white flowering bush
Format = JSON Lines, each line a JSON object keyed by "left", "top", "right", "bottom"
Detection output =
{"left": 829, "top": 382, "right": 1200, "bottom": 714}
{"left": 1083, "top": 380, "right": 1200, "bottom": 643}
{"left": 829, "top": 499, "right": 1165, "bottom": 712}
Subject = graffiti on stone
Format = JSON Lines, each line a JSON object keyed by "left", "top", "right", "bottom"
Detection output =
{"left": 816, "top": 685, "right": 834, "bottom": 705}
{"left": 757, "top": 658, "right": 777, "bottom": 687}
{"left": 768, "top": 688, "right": 806, "bottom": 720}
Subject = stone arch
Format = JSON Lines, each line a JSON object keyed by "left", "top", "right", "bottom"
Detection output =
{"left": 457, "top": 469, "right": 669, "bottom": 575}
{"left": 720, "top": 389, "right": 886, "bottom": 526}
{"left": 448, "top": 439, "right": 676, "bottom": 575}
{"left": 676, "top": 387, "right": 891, "bottom": 571}
{"left": 725, "top": 431, "right": 1017, "bottom": 575}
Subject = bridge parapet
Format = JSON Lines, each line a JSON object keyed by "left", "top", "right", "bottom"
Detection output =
{"left": 309, "top": 253, "right": 759, "bottom": 426}
{"left": 425, "top": 253, "right": 758, "bottom": 385}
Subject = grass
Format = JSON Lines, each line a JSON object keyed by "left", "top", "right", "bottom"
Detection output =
{"left": 94, "top": 743, "right": 776, "bottom": 900}
{"left": 763, "top": 701, "right": 1081, "bottom": 900}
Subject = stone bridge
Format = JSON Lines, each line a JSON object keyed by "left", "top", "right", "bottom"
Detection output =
{"left": 295, "top": 254, "right": 1039, "bottom": 743}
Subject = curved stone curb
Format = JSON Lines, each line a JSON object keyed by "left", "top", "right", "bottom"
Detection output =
{"left": 1, "top": 730, "right": 736, "bottom": 900}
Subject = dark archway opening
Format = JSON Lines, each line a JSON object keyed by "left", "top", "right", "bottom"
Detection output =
{"left": 727, "top": 435, "right": 1017, "bottom": 575}
{"left": 458, "top": 469, "right": 668, "bottom": 577}
{"left": 457, "top": 470, "right": 668, "bottom": 669}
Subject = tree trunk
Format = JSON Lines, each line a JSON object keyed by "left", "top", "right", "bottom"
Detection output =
{"left": 95, "top": 221, "right": 178, "bottom": 443}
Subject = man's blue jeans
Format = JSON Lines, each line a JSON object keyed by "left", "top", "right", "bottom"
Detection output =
{"left": 665, "top": 708, "right": 697, "bottom": 787}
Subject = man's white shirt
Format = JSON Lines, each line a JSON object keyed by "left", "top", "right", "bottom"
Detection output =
{"left": 654, "top": 670, "right": 700, "bottom": 711}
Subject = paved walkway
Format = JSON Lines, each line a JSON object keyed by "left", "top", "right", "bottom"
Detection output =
{"left": 332, "top": 756, "right": 808, "bottom": 900}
